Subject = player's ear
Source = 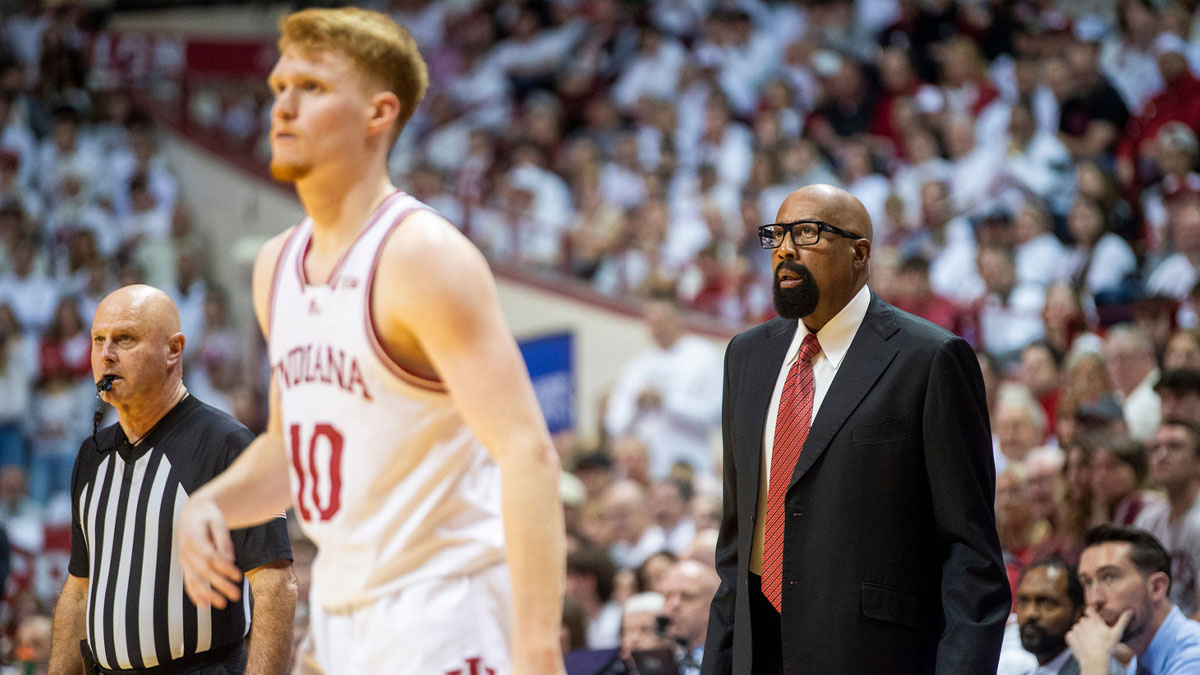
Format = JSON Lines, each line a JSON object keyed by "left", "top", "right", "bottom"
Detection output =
{"left": 367, "top": 91, "right": 400, "bottom": 140}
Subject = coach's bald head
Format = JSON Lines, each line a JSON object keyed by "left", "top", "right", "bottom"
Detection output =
{"left": 771, "top": 184, "right": 872, "bottom": 331}
{"left": 91, "top": 285, "right": 188, "bottom": 433}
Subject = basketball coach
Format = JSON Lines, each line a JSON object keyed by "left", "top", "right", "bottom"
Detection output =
{"left": 702, "top": 185, "right": 1009, "bottom": 674}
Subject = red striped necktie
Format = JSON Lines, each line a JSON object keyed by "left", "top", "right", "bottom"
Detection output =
{"left": 761, "top": 333, "right": 821, "bottom": 612}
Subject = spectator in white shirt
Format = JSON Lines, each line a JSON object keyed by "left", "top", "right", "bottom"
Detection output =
{"left": 978, "top": 246, "right": 1047, "bottom": 361}
{"left": 612, "top": 25, "right": 686, "bottom": 113}
{"left": 977, "top": 50, "right": 1060, "bottom": 150}
{"left": 603, "top": 300, "right": 722, "bottom": 479}
{"left": 1059, "top": 196, "right": 1137, "bottom": 301}
{"left": 0, "top": 238, "right": 57, "bottom": 335}
{"left": 0, "top": 95, "right": 37, "bottom": 191}
{"left": 711, "top": 8, "right": 781, "bottom": 116}
{"left": 36, "top": 107, "right": 98, "bottom": 204}
{"left": 1015, "top": 200, "right": 1068, "bottom": 288}
{"left": 1104, "top": 324, "right": 1162, "bottom": 441}
{"left": 648, "top": 480, "right": 696, "bottom": 555}
{"left": 599, "top": 132, "right": 648, "bottom": 210}
{"left": 839, "top": 140, "right": 890, "bottom": 231}
{"left": 1148, "top": 201, "right": 1200, "bottom": 300}
{"left": 944, "top": 114, "right": 1003, "bottom": 215}
{"left": 604, "top": 480, "right": 667, "bottom": 571}
{"left": 693, "top": 93, "right": 753, "bottom": 190}
{"left": 1100, "top": 0, "right": 1163, "bottom": 114}
{"left": 995, "top": 383, "right": 1048, "bottom": 472}
{"left": 1002, "top": 102, "right": 1075, "bottom": 214}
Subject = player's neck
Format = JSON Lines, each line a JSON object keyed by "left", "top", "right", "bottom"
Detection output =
{"left": 296, "top": 167, "right": 396, "bottom": 242}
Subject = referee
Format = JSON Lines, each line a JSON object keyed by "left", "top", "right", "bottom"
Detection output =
{"left": 48, "top": 285, "right": 294, "bottom": 674}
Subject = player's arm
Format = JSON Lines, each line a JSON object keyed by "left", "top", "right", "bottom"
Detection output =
{"left": 178, "top": 230, "right": 295, "bottom": 609}
{"left": 379, "top": 211, "right": 565, "bottom": 674}
{"left": 48, "top": 574, "right": 88, "bottom": 675}
{"left": 244, "top": 561, "right": 297, "bottom": 675}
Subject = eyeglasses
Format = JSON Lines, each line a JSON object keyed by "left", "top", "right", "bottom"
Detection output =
{"left": 758, "top": 219, "right": 864, "bottom": 249}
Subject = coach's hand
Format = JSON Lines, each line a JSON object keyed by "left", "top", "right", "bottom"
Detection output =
{"left": 177, "top": 495, "right": 243, "bottom": 609}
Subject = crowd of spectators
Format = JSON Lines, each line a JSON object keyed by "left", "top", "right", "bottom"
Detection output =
{"left": 8, "top": 0, "right": 1200, "bottom": 672}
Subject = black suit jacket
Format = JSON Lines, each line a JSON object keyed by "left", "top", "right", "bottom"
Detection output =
{"left": 701, "top": 293, "right": 1010, "bottom": 674}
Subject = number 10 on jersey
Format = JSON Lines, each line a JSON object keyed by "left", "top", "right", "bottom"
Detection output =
{"left": 289, "top": 423, "right": 344, "bottom": 522}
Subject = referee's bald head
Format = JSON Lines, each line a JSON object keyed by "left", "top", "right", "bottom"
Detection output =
{"left": 95, "top": 284, "right": 182, "bottom": 337}
{"left": 92, "top": 284, "right": 187, "bottom": 410}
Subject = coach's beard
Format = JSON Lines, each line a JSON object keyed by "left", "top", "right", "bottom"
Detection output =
{"left": 773, "top": 261, "right": 819, "bottom": 319}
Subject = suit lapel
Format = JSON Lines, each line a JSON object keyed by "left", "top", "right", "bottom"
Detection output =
{"left": 739, "top": 318, "right": 798, "bottom": 510}
{"left": 788, "top": 294, "right": 900, "bottom": 491}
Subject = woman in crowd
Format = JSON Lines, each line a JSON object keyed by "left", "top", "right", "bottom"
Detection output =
{"left": 1089, "top": 434, "right": 1160, "bottom": 526}
{"left": 36, "top": 297, "right": 90, "bottom": 383}
{"left": 1060, "top": 196, "right": 1138, "bottom": 303}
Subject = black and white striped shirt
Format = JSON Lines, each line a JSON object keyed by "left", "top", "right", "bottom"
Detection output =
{"left": 69, "top": 394, "right": 291, "bottom": 671}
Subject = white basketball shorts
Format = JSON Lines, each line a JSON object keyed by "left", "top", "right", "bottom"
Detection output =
{"left": 296, "top": 563, "right": 512, "bottom": 675}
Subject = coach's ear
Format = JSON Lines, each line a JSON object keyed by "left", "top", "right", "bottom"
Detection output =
{"left": 166, "top": 332, "right": 185, "bottom": 367}
{"left": 367, "top": 91, "right": 400, "bottom": 139}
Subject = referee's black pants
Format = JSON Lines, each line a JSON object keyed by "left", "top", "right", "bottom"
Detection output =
{"left": 748, "top": 572, "right": 784, "bottom": 675}
{"left": 90, "top": 640, "right": 246, "bottom": 675}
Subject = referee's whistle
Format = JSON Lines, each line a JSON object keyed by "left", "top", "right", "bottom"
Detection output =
{"left": 97, "top": 374, "right": 116, "bottom": 392}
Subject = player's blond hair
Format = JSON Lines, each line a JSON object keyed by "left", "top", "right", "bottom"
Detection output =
{"left": 279, "top": 7, "right": 428, "bottom": 144}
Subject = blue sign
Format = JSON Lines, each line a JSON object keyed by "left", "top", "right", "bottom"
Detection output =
{"left": 518, "top": 331, "right": 574, "bottom": 434}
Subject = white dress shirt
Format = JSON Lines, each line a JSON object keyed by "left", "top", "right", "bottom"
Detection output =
{"left": 750, "top": 285, "right": 871, "bottom": 574}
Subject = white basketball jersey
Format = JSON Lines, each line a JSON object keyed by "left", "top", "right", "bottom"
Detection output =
{"left": 268, "top": 191, "right": 506, "bottom": 611}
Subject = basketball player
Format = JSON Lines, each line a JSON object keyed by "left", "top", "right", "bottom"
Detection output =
{"left": 174, "top": 8, "right": 565, "bottom": 674}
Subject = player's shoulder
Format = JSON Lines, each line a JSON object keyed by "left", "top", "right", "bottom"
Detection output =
{"left": 384, "top": 207, "right": 471, "bottom": 253}
{"left": 254, "top": 224, "right": 302, "bottom": 273}
{"left": 378, "top": 207, "right": 488, "bottom": 279}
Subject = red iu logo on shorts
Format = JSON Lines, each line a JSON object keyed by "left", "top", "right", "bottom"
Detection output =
{"left": 445, "top": 656, "right": 496, "bottom": 675}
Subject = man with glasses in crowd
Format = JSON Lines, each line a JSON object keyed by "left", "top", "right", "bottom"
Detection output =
{"left": 703, "top": 184, "right": 1009, "bottom": 674}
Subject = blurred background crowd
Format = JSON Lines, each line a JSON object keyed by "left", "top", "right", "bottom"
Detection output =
{"left": 3, "top": 0, "right": 1200, "bottom": 672}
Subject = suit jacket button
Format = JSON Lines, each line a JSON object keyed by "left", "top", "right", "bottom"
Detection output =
{"left": 792, "top": 511, "right": 804, "bottom": 517}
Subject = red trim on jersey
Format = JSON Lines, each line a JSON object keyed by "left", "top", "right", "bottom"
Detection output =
{"left": 268, "top": 221, "right": 308, "bottom": 338}
{"left": 296, "top": 190, "right": 406, "bottom": 288}
{"left": 364, "top": 206, "right": 448, "bottom": 393}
